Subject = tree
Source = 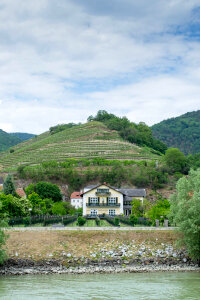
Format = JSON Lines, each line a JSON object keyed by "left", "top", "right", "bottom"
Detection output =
{"left": 131, "top": 199, "right": 143, "bottom": 217}
{"left": 3, "top": 175, "right": 16, "bottom": 195}
{"left": 163, "top": 148, "right": 189, "bottom": 174}
{"left": 170, "top": 169, "right": 200, "bottom": 263}
{"left": 52, "top": 202, "right": 67, "bottom": 216}
{"left": 147, "top": 198, "right": 170, "bottom": 225}
{"left": 26, "top": 182, "right": 62, "bottom": 202}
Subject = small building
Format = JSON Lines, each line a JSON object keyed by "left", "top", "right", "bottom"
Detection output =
{"left": 82, "top": 183, "right": 146, "bottom": 217}
{"left": 16, "top": 188, "right": 27, "bottom": 198}
{"left": 70, "top": 191, "right": 83, "bottom": 209}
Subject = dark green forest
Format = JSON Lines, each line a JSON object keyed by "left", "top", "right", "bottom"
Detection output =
{"left": 0, "top": 130, "right": 35, "bottom": 152}
{"left": 151, "top": 110, "right": 200, "bottom": 155}
{"left": 9, "top": 132, "right": 35, "bottom": 141}
{"left": 0, "top": 129, "right": 22, "bottom": 152}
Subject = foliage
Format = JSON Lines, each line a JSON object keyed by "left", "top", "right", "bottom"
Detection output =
{"left": 3, "top": 175, "right": 16, "bottom": 196}
{"left": 169, "top": 169, "right": 200, "bottom": 262}
{"left": 163, "top": 148, "right": 189, "bottom": 174}
{"left": 19, "top": 160, "right": 170, "bottom": 192}
{"left": 129, "top": 214, "right": 138, "bottom": 226}
{"left": 25, "top": 182, "right": 62, "bottom": 202}
{"left": 146, "top": 198, "right": 170, "bottom": 225}
{"left": 51, "top": 202, "right": 67, "bottom": 216}
{"left": 77, "top": 216, "right": 86, "bottom": 226}
{"left": 89, "top": 110, "right": 167, "bottom": 153}
{"left": 131, "top": 199, "right": 143, "bottom": 217}
{"left": 0, "top": 193, "right": 31, "bottom": 217}
{"left": 114, "top": 217, "right": 120, "bottom": 226}
{"left": 151, "top": 110, "right": 200, "bottom": 155}
{"left": 0, "top": 219, "right": 7, "bottom": 264}
{"left": 28, "top": 193, "right": 53, "bottom": 215}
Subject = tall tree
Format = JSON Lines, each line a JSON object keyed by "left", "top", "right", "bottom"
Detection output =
{"left": 3, "top": 175, "right": 16, "bottom": 196}
{"left": 170, "top": 169, "right": 200, "bottom": 263}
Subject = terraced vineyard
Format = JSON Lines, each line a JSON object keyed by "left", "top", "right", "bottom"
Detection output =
{"left": 0, "top": 122, "right": 159, "bottom": 170}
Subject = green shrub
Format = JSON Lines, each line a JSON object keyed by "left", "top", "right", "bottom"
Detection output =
{"left": 95, "top": 216, "right": 100, "bottom": 226}
{"left": 114, "top": 217, "right": 120, "bottom": 226}
{"left": 77, "top": 216, "right": 86, "bottom": 226}
{"left": 129, "top": 214, "right": 137, "bottom": 226}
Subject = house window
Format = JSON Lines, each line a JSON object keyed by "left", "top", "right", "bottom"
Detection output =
{"left": 90, "top": 209, "right": 98, "bottom": 216}
{"left": 89, "top": 197, "right": 99, "bottom": 203}
{"left": 107, "top": 197, "right": 117, "bottom": 204}
{"left": 109, "top": 209, "right": 115, "bottom": 216}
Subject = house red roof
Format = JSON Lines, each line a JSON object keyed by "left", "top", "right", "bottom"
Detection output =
{"left": 16, "top": 188, "right": 26, "bottom": 198}
{"left": 70, "top": 191, "right": 82, "bottom": 199}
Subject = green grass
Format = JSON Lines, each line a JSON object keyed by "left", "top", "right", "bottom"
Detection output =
{"left": 67, "top": 219, "right": 113, "bottom": 227}
{"left": 0, "top": 121, "right": 159, "bottom": 171}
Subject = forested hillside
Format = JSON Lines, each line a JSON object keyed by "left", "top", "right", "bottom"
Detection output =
{"left": 0, "top": 129, "right": 22, "bottom": 151}
{"left": 9, "top": 132, "right": 35, "bottom": 141}
{"left": 151, "top": 110, "right": 200, "bottom": 154}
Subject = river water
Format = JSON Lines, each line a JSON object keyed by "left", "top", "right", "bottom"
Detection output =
{"left": 0, "top": 272, "right": 199, "bottom": 300}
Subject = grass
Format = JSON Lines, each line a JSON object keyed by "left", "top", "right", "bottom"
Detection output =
{"left": 0, "top": 121, "right": 159, "bottom": 171}
{"left": 67, "top": 219, "right": 113, "bottom": 227}
{"left": 5, "top": 230, "right": 178, "bottom": 261}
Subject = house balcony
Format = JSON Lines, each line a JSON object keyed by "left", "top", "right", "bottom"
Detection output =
{"left": 95, "top": 191, "right": 111, "bottom": 196}
{"left": 86, "top": 203, "right": 120, "bottom": 207}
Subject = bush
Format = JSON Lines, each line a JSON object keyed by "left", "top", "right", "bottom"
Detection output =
{"left": 63, "top": 215, "right": 77, "bottom": 225}
{"left": 114, "top": 217, "right": 120, "bottom": 226}
{"left": 129, "top": 214, "right": 137, "bottom": 226}
{"left": 95, "top": 216, "right": 100, "bottom": 226}
{"left": 77, "top": 216, "right": 86, "bottom": 226}
{"left": 43, "top": 217, "right": 62, "bottom": 226}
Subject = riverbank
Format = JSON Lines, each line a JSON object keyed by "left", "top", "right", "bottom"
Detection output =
{"left": 0, "top": 258, "right": 199, "bottom": 276}
{"left": 1, "top": 230, "right": 199, "bottom": 275}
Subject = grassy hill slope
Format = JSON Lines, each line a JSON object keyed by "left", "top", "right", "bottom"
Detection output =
{"left": 151, "top": 110, "right": 200, "bottom": 155}
{"left": 0, "top": 122, "right": 159, "bottom": 170}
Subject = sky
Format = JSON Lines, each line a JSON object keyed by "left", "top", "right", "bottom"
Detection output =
{"left": 0, "top": 0, "right": 200, "bottom": 134}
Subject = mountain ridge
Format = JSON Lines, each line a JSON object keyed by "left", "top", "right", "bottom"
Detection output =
{"left": 151, "top": 110, "right": 200, "bottom": 154}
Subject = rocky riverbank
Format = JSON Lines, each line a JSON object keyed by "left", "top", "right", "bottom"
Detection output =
{"left": 0, "top": 257, "right": 199, "bottom": 276}
{"left": 2, "top": 230, "right": 199, "bottom": 275}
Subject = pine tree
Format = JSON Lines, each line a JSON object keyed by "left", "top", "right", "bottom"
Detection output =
{"left": 3, "top": 174, "right": 16, "bottom": 195}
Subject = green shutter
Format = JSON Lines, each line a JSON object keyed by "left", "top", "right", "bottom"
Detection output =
{"left": 88, "top": 197, "right": 90, "bottom": 204}
{"left": 98, "top": 197, "right": 100, "bottom": 203}
{"left": 116, "top": 197, "right": 118, "bottom": 204}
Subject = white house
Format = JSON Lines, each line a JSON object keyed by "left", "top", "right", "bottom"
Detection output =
{"left": 70, "top": 191, "right": 83, "bottom": 209}
{"left": 81, "top": 183, "right": 146, "bottom": 217}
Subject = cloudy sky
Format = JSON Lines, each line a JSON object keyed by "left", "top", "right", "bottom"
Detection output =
{"left": 0, "top": 0, "right": 200, "bottom": 133}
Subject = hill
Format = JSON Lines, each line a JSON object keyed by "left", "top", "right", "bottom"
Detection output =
{"left": 0, "top": 129, "right": 22, "bottom": 152}
{"left": 9, "top": 132, "right": 35, "bottom": 141}
{"left": 151, "top": 110, "right": 200, "bottom": 155}
{"left": 0, "top": 121, "right": 160, "bottom": 170}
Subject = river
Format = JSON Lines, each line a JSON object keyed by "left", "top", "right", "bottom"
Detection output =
{"left": 0, "top": 272, "right": 199, "bottom": 299}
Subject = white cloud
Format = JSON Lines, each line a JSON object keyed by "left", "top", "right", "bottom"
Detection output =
{"left": 0, "top": 0, "right": 199, "bottom": 133}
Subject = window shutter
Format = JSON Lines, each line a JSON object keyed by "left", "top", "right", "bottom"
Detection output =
{"left": 98, "top": 197, "right": 100, "bottom": 203}
{"left": 116, "top": 197, "right": 118, "bottom": 204}
{"left": 88, "top": 197, "right": 90, "bottom": 204}
{"left": 106, "top": 197, "right": 108, "bottom": 204}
